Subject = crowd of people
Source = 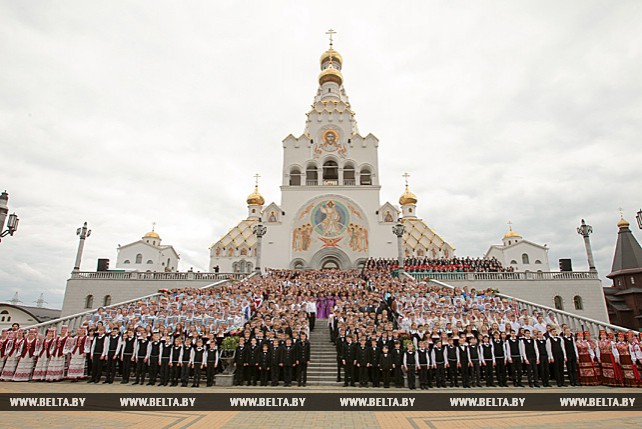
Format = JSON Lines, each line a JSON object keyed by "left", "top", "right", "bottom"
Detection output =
{"left": 365, "top": 256, "right": 514, "bottom": 274}
{"left": 1, "top": 266, "right": 641, "bottom": 390}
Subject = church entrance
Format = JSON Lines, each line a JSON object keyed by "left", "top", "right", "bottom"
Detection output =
{"left": 321, "top": 258, "right": 341, "bottom": 270}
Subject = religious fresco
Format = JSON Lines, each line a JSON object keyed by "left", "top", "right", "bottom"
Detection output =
{"left": 313, "top": 128, "right": 347, "bottom": 159}
{"left": 292, "top": 197, "right": 368, "bottom": 252}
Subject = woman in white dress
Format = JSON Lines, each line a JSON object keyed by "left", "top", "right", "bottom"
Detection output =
{"left": 32, "top": 328, "right": 56, "bottom": 381}
{"left": 12, "top": 329, "right": 38, "bottom": 381}
{"left": 66, "top": 327, "right": 90, "bottom": 380}
{"left": 0, "top": 329, "right": 9, "bottom": 373}
{"left": 0, "top": 330, "right": 24, "bottom": 381}
{"left": 45, "top": 326, "right": 70, "bottom": 381}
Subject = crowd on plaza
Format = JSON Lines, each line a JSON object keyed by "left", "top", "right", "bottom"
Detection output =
{"left": 0, "top": 266, "right": 640, "bottom": 389}
{"left": 365, "top": 256, "right": 514, "bottom": 274}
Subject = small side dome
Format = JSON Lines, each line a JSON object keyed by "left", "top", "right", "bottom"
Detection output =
{"left": 246, "top": 185, "right": 265, "bottom": 206}
{"left": 617, "top": 216, "right": 630, "bottom": 229}
{"left": 399, "top": 185, "right": 418, "bottom": 206}
{"left": 319, "top": 65, "right": 343, "bottom": 86}
{"left": 320, "top": 49, "right": 343, "bottom": 67}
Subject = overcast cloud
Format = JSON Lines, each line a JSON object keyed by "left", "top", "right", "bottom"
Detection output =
{"left": 1, "top": 1, "right": 641, "bottom": 308}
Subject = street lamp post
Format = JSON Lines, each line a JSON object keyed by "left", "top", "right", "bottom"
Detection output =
{"left": 253, "top": 220, "right": 267, "bottom": 275}
{"left": 576, "top": 219, "right": 596, "bottom": 273}
{"left": 636, "top": 209, "right": 642, "bottom": 230}
{"left": 73, "top": 222, "right": 91, "bottom": 272}
{"left": 0, "top": 191, "right": 19, "bottom": 243}
{"left": 392, "top": 220, "right": 406, "bottom": 274}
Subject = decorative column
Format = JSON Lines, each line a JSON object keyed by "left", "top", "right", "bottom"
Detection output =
{"left": 253, "top": 220, "right": 267, "bottom": 275}
{"left": 392, "top": 220, "right": 406, "bottom": 274}
{"left": 576, "top": 219, "right": 596, "bottom": 273}
{"left": 73, "top": 222, "right": 91, "bottom": 272}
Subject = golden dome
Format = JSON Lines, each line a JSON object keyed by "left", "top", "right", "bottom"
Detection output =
{"left": 246, "top": 185, "right": 265, "bottom": 206}
{"left": 617, "top": 216, "right": 630, "bottom": 229}
{"left": 503, "top": 227, "right": 521, "bottom": 239}
{"left": 319, "top": 64, "right": 343, "bottom": 86}
{"left": 144, "top": 231, "right": 160, "bottom": 239}
{"left": 320, "top": 49, "right": 343, "bottom": 66}
{"left": 399, "top": 185, "right": 417, "bottom": 206}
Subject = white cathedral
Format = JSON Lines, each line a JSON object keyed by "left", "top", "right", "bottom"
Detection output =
{"left": 208, "top": 44, "right": 457, "bottom": 273}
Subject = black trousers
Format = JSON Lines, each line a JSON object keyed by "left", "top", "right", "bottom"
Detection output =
{"left": 134, "top": 359, "right": 147, "bottom": 383}
{"left": 105, "top": 355, "right": 118, "bottom": 382}
{"left": 234, "top": 364, "right": 244, "bottom": 385}
{"left": 470, "top": 361, "right": 481, "bottom": 386}
{"left": 538, "top": 359, "right": 550, "bottom": 385}
{"left": 271, "top": 365, "right": 281, "bottom": 385}
{"left": 192, "top": 365, "right": 202, "bottom": 386}
{"left": 566, "top": 357, "right": 579, "bottom": 385}
{"left": 524, "top": 358, "right": 538, "bottom": 386}
{"left": 148, "top": 358, "right": 159, "bottom": 383}
{"left": 91, "top": 354, "right": 103, "bottom": 382}
{"left": 122, "top": 355, "right": 133, "bottom": 382}
{"left": 358, "top": 364, "right": 368, "bottom": 386}
{"left": 406, "top": 365, "right": 416, "bottom": 389}
{"left": 180, "top": 362, "right": 191, "bottom": 385}
{"left": 382, "top": 368, "right": 391, "bottom": 387}
{"left": 418, "top": 366, "right": 429, "bottom": 387}
{"left": 344, "top": 363, "right": 356, "bottom": 386}
{"left": 336, "top": 357, "right": 343, "bottom": 380}
{"left": 484, "top": 361, "right": 495, "bottom": 386}
{"left": 259, "top": 367, "right": 270, "bottom": 386}
{"left": 298, "top": 362, "right": 308, "bottom": 386}
{"left": 510, "top": 356, "right": 523, "bottom": 386}
{"left": 283, "top": 364, "right": 294, "bottom": 386}
{"left": 495, "top": 359, "right": 507, "bottom": 385}
{"left": 247, "top": 365, "right": 258, "bottom": 385}
{"left": 206, "top": 362, "right": 217, "bottom": 386}
{"left": 447, "top": 361, "right": 459, "bottom": 386}
{"left": 394, "top": 365, "right": 404, "bottom": 387}
{"left": 460, "top": 361, "right": 471, "bottom": 387}
{"left": 435, "top": 363, "right": 446, "bottom": 387}
{"left": 170, "top": 363, "right": 181, "bottom": 385}
{"left": 370, "top": 366, "right": 380, "bottom": 387}
{"left": 551, "top": 356, "right": 565, "bottom": 386}
{"left": 159, "top": 360, "right": 170, "bottom": 385}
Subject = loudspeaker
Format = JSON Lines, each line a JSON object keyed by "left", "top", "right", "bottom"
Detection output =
{"left": 97, "top": 258, "right": 110, "bottom": 272}
{"left": 559, "top": 259, "right": 572, "bottom": 272}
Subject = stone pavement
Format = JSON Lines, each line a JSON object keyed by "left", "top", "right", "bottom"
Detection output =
{"left": 1, "top": 382, "right": 641, "bottom": 429}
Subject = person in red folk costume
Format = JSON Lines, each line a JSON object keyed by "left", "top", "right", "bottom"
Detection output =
{"left": 615, "top": 332, "right": 639, "bottom": 387}
{"left": 0, "top": 330, "right": 23, "bottom": 380}
{"left": 13, "top": 328, "right": 38, "bottom": 381}
{"left": 626, "top": 332, "right": 642, "bottom": 388}
{"left": 596, "top": 331, "right": 622, "bottom": 387}
{"left": 45, "top": 325, "right": 70, "bottom": 381}
{"left": 576, "top": 331, "right": 600, "bottom": 386}
{"left": 0, "top": 329, "right": 9, "bottom": 373}
{"left": 632, "top": 333, "right": 642, "bottom": 387}
{"left": 67, "top": 327, "right": 90, "bottom": 381}
{"left": 32, "top": 328, "right": 56, "bottom": 381}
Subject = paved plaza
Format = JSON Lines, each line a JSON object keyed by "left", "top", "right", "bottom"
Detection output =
{"left": 1, "top": 382, "right": 641, "bottom": 429}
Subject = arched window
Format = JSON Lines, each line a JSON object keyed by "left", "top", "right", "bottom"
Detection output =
{"left": 135, "top": 254, "right": 143, "bottom": 264}
{"left": 123, "top": 260, "right": 130, "bottom": 264}
{"left": 104, "top": 295, "right": 112, "bottom": 306}
{"left": 573, "top": 295, "right": 583, "bottom": 310}
{"left": 553, "top": 295, "right": 563, "bottom": 310}
{"left": 306, "top": 164, "right": 318, "bottom": 186}
{"left": 146, "top": 260, "right": 153, "bottom": 264}
{"left": 510, "top": 260, "right": 518, "bottom": 265}
{"left": 1, "top": 310, "right": 8, "bottom": 322}
{"left": 360, "top": 167, "right": 372, "bottom": 185}
{"left": 343, "top": 163, "right": 355, "bottom": 185}
{"left": 522, "top": 253, "right": 530, "bottom": 264}
{"left": 294, "top": 261, "right": 304, "bottom": 270}
{"left": 246, "top": 262, "right": 253, "bottom": 272}
{"left": 232, "top": 262, "right": 239, "bottom": 273}
{"left": 85, "top": 295, "right": 94, "bottom": 309}
{"left": 289, "top": 168, "right": 301, "bottom": 186}
{"left": 535, "top": 260, "right": 542, "bottom": 264}
{"left": 323, "top": 160, "right": 338, "bottom": 183}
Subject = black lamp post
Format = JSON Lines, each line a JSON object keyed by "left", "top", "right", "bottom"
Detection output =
{"left": 636, "top": 209, "right": 642, "bottom": 230}
{"left": 0, "top": 191, "right": 19, "bottom": 243}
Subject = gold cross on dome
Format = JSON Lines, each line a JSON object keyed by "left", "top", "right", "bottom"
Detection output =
{"left": 402, "top": 172, "right": 410, "bottom": 186}
{"left": 254, "top": 173, "right": 261, "bottom": 187}
{"left": 152, "top": 222, "right": 156, "bottom": 232}
{"left": 326, "top": 29, "right": 336, "bottom": 48}
{"left": 507, "top": 220, "right": 513, "bottom": 231}
{"left": 618, "top": 207, "right": 624, "bottom": 219}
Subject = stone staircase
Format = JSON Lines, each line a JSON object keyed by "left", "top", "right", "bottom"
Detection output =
{"left": 307, "top": 319, "right": 342, "bottom": 386}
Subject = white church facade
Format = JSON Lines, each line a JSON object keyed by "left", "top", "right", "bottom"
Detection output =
{"left": 115, "top": 228, "right": 180, "bottom": 273}
{"left": 209, "top": 45, "right": 455, "bottom": 273}
{"left": 485, "top": 226, "right": 551, "bottom": 272}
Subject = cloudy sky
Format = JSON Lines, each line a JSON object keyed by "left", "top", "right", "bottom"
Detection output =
{"left": 1, "top": 1, "right": 641, "bottom": 309}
